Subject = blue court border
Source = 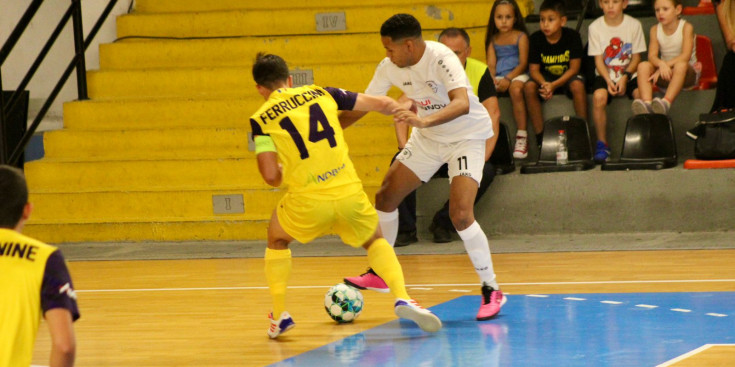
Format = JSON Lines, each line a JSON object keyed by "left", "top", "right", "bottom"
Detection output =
{"left": 270, "top": 292, "right": 735, "bottom": 366}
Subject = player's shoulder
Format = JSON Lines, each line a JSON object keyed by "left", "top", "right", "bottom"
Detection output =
{"left": 0, "top": 229, "right": 57, "bottom": 256}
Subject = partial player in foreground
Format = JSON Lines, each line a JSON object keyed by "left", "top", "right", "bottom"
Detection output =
{"left": 0, "top": 165, "right": 80, "bottom": 367}
{"left": 248, "top": 53, "right": 442, "bottom": 338}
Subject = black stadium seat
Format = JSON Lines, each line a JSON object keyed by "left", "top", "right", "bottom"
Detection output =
{"left": 601, "top": 114, "right": 678, "bottom": 171}
{"left": 520, "top": 115, "right": 596, "bottom": 174}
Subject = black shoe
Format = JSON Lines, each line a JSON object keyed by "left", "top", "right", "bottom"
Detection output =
{"left": 395, "top": 230, "right": 418, "bottom": 247}
{"left": 429, "top": 222, "right": 453, "bottom": 243}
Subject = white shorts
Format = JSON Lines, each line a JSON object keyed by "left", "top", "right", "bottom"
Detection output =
{"left": 496, "top": 73, "right": 530, "bottom": 83}
{"left": 396, "top": 133, "right": 485, "bottom": 186}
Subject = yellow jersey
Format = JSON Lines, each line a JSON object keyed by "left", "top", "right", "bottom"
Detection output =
{"left": 0, "top": 229, "right": 79, "bottom": 367}
{"left": 249, "top": 85, "right": 364, "bottom": 199}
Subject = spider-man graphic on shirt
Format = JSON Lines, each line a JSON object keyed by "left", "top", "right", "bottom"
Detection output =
{"left": 604, "top": 37, "right": 633, "bottom": 79}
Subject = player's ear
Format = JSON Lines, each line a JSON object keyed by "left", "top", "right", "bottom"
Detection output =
{"left": 560, "top": 15, "right": 567, "bottom": 26}
{"left": 287, "top": 75, "right": 293, "bottom": 88}
{"left": 15, "top": 202, "right": 32, "bottom": 232}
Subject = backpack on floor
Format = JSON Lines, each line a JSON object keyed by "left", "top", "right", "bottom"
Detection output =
{"left": 686, "top": 109, "right": 735, "bottom": 160}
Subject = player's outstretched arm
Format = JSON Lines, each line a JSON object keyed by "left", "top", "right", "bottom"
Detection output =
{"left": 353, "top": 93, "right": 402, "bottom": 115}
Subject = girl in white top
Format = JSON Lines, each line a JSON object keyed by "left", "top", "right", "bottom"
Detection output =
{"left": 632, "top": 0, "right": 699, "bottom": 115}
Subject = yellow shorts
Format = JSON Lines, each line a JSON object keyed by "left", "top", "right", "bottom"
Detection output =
{"left": 276, "top": 189, "right": 379, "bottom": 248}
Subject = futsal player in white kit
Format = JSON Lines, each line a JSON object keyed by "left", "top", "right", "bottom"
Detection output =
{"left": 343, "top": 13, "right": 506, "bottom": 320}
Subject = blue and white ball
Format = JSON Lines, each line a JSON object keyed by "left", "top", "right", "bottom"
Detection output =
{"left": 324, "top": 283, "right": 364, "bottom": 323}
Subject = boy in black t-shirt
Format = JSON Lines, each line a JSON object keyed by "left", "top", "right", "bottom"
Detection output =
{"left": 524, "top": 0, "right": 587, "bottom": 148}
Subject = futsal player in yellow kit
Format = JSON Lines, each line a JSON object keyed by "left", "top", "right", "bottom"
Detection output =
{"left": 0, "top": 165, "right": 79, "bottom": 367}
{"left": 249, "top": 53, "right": 441, "bottom": 338}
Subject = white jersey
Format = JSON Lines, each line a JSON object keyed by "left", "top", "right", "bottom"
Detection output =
{"left": 657, "top": 20, "right": 697, "bottom": 64}
{"left": 365, "top": 41, "right": 493, "bottom": 143}
{"left": 588, "top": 15, "right": 647, "bottom": 82}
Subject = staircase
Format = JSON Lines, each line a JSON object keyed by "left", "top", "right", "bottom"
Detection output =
{"left": 23, "top": 0, "right": 527, "bottom": 243}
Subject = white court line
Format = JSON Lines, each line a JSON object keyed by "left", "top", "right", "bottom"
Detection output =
{"left": 564, "top": 297, "right": 587, "bottom": 301}
{"left": 74, "top": 278, "right": 735, "bottom": 293}
{"left": 671, "top": 308, "right": 692, "bottom": 313}
{"left": 656, "top": 344, "right": 735, "bottom": 366}
{"left": 636, "top": 304, "right": 659, "bottom": 309}
{"left": 448, "top": 289, "right": 472, "bottom": 293}
{"left": 706, "top": 313, "right": 728, "bottom": 317}
{"left": 601, "top": 301, "right": 623, "bottom": 305}
{"left": 526, "top": 294, "right": 549, "bottom": 298}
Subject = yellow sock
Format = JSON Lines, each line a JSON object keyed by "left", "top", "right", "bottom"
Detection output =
{"left": 264, "top": 248, "right": 292, "bottom": 317}
{"left": 367, "top": 238, "right": 410, "bottom": 300}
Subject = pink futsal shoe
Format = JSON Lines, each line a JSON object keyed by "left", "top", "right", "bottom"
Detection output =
{"left": 394, "top": 299, "right": 443, "bottom": 332}
{"left": 343, "top": 268, "right": 389, "bottom": 293}
{"left": 267, "top": 311, "right": 295, "bottom": 339}
{"left": 476, "top": 285, "right": 507, "bottom": 321}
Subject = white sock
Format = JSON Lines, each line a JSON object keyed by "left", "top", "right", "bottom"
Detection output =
{"left": 457, "top": 221, "right": 498, "bottom": 289}
{"left": 377, "top": 209, "right": 399, "bottom": 247}
{"left": 516, "top": 129, "right": 527, "bottom": 138}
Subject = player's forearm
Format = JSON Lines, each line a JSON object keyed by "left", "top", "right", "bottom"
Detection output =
{"left": 338, "top": 110, "right": 368, "bottom": 129}
{"left": 49, "top": 347, "right": 75, "bottom": 367}
{"left": 422, "top": 97, "right": 469, "bottom": 127}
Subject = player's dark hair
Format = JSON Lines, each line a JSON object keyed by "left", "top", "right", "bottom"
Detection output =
{"left": 484, "top": 0, "right": 528, "bottom": 51}
{"left": 540, "top": 0, "right": 566, "bottom": 17}
{"left": 0, "top": 165, "right": 28, "bottom": 229}
{"left": 380, "top": 13, "right": 422, "bottom": 41}
{"left": 252, "top": 53, "right": 289, "bottom": 90}
{"left": 439, "top": 27, "right": 471, "bottom": 46}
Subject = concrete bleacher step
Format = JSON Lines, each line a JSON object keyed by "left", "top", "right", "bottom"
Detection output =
{"left": 24, "top": 154, "right": 392, "bottom": 193}
{"left": 24, "top": 185, "right": 381, "bottom": 242}
{"left": 100, "top": 29, "right": 490, "bottom": 70}
{"left": 117, "top": 2, "right": 490, "bottom": 39}
{"left": 41, "top": 125, "right": 398, "bottom": 160}
{"left": 87, "top": 64, "right": 379, "bottom": 99}
{"left": 24, "top": 220, "right": 270, "bottom": 243}
{"left": 63, "top": 97, "right": 394, "bottom": 130}
{"left": 132, "top": 0, "right": 506, "bottom": 13}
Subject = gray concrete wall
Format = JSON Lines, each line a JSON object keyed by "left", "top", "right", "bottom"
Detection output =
{"left": 417, "top": 167, "right": 735, "bottom": 236}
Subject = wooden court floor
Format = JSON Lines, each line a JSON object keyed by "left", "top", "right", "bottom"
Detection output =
{"left": 30, "top": 249, "right": 735, "bottom": 366}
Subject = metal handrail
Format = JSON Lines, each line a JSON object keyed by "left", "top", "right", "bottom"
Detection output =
{"left": 0, "top": 0, "right": 119, "bottom": 166}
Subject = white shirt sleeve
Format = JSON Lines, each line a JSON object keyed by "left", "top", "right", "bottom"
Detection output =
{"left": 364, "top": 58, "right": 394, "bottom": 96}
{"left": 436, "top": 50, "right": 468, "bottom": 93}
{"left": 588, "top": 20, "right": 603, "bottom": 56}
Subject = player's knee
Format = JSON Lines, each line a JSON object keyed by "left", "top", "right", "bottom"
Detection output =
{"left": 523, "top": 82, "right": 537, "bottom": 96}
{"left": 449, "top": 208, "right": 473, "bottom": 230}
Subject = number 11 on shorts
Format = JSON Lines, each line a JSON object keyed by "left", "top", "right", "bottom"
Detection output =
{"left": 457, "top": 156, "right": 468, "bottom": 170}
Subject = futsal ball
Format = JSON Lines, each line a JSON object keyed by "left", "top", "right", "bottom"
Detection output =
{"left": 324, "top": 283, "right": 364, "bottom": 323}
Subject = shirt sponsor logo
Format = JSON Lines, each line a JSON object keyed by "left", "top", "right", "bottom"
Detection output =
{"left": 59, "top": 282, "right": 77, "bottom": 300}
{"left": 306, "top": 163, "right": 347, "bottom": 185}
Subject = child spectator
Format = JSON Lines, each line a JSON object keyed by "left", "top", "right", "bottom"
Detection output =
{"left": 485, "top": 0, "right": 531, "bottom": 158}
{"left": 632, "top": 0, "right": 699, "bottom": 116}
{"left": 525, "top": 0, "right": 587, "bottom": 150}
{"left": 588, "top": 0, "right": 647, "bottom": 163}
